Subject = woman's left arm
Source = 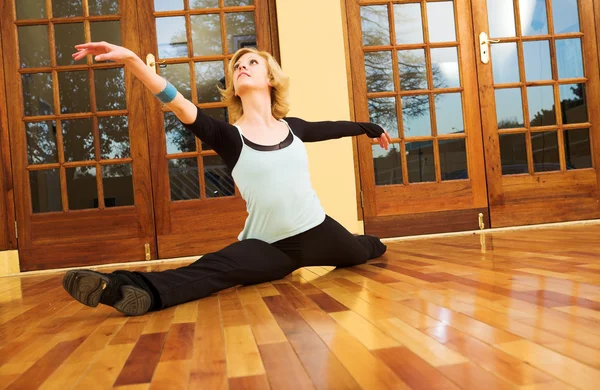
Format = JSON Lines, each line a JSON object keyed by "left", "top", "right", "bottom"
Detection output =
{"left": 284, "top": 117, "right": 392, "bottom": 150}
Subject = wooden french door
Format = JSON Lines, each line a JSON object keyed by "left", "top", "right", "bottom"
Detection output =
{"left": 349, "top": 0, "right": 600, "bottom": 237}
{"left": 474, "top": 0, "right": 600, "bottom": 226}
{"left": 347, "top": 0, "right": 489, "bottom": 237}
{"left": 1, "top": 0, "right": 272, "bottom": 270}
{"left": 0, "top": 0, "right": 157, "bottom": 270}
{"left": 136, "top": 0, "right": 273, "bottom": 258}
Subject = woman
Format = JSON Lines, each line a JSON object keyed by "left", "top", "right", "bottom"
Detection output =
{"left": 62, "top": 41, "right": 392, "bottom": 316}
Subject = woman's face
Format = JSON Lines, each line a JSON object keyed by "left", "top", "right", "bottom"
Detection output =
{"left": 232, "top": 52, "right": 270, "bottom": 96}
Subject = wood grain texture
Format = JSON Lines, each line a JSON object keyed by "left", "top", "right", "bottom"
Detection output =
{"left": 0, "top": 223, "right": 599, "bottom": 388}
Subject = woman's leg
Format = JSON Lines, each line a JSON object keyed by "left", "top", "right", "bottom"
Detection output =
{"left": 62, "top": 238, "right": 299, "bottom": 315}
{"left": 273, "top": 215, "right": 387, "bottom": 269}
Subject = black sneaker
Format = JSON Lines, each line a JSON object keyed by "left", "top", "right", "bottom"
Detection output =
{"left": 62, "top": 269, "right": 151, "bottom": 316}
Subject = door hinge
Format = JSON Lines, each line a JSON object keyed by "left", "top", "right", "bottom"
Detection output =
{"left": 360, "top": 191, "right": 364, "bottom": 208}
{"left": 14, "top": 221, "right": 18, "bottom": 239}
{"left": 144, "top": 243, "right": 151, "bottom": 261}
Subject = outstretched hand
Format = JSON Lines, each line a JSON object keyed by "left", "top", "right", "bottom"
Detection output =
{"left": 72, "top": 41, "right": 136, "bottom": 63}
{"left": 377, "top": 129, "right": 392, "bottom": 150}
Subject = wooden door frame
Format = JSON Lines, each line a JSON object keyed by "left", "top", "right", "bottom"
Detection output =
{"left": 0, "top": 26, "right": 17, "bottom": 251}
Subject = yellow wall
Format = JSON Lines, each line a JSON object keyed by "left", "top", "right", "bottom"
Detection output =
{"left": 276, "top": 0, "right": 362, "bottom": 234}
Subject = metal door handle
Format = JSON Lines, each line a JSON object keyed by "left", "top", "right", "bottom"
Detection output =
{"left": 479, "top": 32, "right": 500, "bottom": 64}
{"left": 146, "top": 53, "right": 166, "bottom": 73}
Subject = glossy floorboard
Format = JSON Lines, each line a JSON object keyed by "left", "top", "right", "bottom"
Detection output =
{"left": 1, "top": 223, "right": 600, "bottom": 389}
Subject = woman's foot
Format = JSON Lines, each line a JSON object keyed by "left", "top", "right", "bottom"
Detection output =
{"left": 62, "top": 269, "right": 151, "bottom": 316}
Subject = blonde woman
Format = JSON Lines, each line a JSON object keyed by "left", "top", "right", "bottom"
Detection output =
{"left": 63, "top": 42, "right": 392, "bottom": 316}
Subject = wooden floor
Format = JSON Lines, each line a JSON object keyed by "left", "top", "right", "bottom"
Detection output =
{"left": 1, "top": 224, "right": 600, "bottom": 389}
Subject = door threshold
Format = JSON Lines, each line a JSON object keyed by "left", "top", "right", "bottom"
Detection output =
{"left": 380, "top": 218, "right": 600, "bottom": 243}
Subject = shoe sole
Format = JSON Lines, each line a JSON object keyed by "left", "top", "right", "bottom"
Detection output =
{"left": 62, "top": 270, "right": 151, "bottom": 316}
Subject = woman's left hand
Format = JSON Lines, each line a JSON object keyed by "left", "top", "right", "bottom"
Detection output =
{"left": 377, "top": 129, "right": 392, "bottom": 150}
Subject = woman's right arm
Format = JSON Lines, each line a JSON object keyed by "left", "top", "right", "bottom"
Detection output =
{"left": 73, "top": 42, "right": 197, "bottom": 124}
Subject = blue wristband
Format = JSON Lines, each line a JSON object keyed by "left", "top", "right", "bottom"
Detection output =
{"left": 154, "top": 80, "right": 177, "bottom": 104}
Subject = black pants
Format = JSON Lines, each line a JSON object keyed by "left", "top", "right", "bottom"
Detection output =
{"left": 136, "top": 215, "right": 386, "bottom": 310}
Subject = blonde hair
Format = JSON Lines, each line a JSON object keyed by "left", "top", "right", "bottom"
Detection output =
{"left": 219, "top": 48, "right": 290, "bottom": 122}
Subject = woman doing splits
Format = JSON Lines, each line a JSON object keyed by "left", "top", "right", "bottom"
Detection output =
{"left": 62, "top": 41, "right": 392, "bottom": 316}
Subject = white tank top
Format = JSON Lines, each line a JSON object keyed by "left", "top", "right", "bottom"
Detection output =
{"left": 231, "top": 120, "right": 326, "bottom": 243}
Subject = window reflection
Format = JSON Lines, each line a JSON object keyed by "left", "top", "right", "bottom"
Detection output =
{"left": 22, "top": 73, "right": 54, "bottom": 116}
{"left": 487, "top": 0, "right": 516, "bottom": 38}
{"left": 364, "top": 51, "right": 394, "bottom": 93}
{"left": 531, "top": 131, "right": 559, "bottom": 172}
{"left": 564, "top": 129, "right": 592, "bottom": 170}
{"left": 439, "top": 139, "right": 468, "bottom": 180}
{"left": 368, "top": 98, "right": 399, "bottom": 139}
{"left": 406, "top": 141, "right": 435, "bottom": 183}
{"left": 195, "top": 61, "right": 225, "bottom": 102}
{"left": 30, "top": 169, "right": 62, "bottom": 213}
{"left": 66, "top": 166, "right": 97, "bottom": 210}
{"left": 372, "top": 143, "right": 402, "bottom": 185}
{"left": 26, "top": 121, "right": 58, "bottom": 165}
{"left": 491, "top": 43, "right": 520, "bottom": 84}
{"left": 204, "top": 155, "right": 235, "bottom": 197}
{"left": 398, "top": 49, "right": 427, "bottom": 91}
{"left": 225, "top": 12, "right": 256, "bottom": 54}
{"left": 519, "top": 0, "right": 548, "bottom": 36}
{"left": 402, "top": 95, "right": 431, "bottom": 137}
{"left": 499, "top": 133, "right": 528, "bottom": 175}
{"left": 527, "top": 86, "right": 556, "bottom": 127}
{"left": 102, "top": 164, "right": 134, "bottom": 207}
{"left": 560, "top": 84, "right": 587, "bottom": 124}
{"left": 393, "top": 3, "right": 423, "bottom": 44}
{"left": 523, "top": 41, "right": 552, "bottom": 81}
{"left": 191, "top": 14, "right": 222, "bottom": 56}
{"left": 495, "top": 89, "right": 524, "bottom": 129}
{"left": 553, "top": 0, "right": 580, "bottom": 33}
{"left": 165, "top": 112, "right": 196, "bottom": 154}
{"left": 556, "top": 39, "right": 584, "bottom": 79}
{"left": 360, "top": 6, "right": 390, "bottom": 46}
{"left": 161, "top": 63, "right": 192, "bottom": 101}
{"left": 62, "top": 118, "right": 94, "bottom": 162}
{"left": 169, "top": 158, "right": 200, "bottom": 201}
{"left": 99, "top": 116, "right": 130, "bottom": 159}
{"left": 157, "top": 16, "right": 188, "bottom": 58}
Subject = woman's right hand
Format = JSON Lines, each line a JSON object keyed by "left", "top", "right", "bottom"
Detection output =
{"left": 72, "top": 42, "right": 136, "bottom": 64}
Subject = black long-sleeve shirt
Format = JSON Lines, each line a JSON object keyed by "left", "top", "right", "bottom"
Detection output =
{"left": 182, "top": 106, "right": 385, "bottom": 171}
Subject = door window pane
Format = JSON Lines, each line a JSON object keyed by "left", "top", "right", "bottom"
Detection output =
{"left": 161, "top": 63, "right": 192, "bottom": 101}
{"left": 89, "top": 0, "right": 119, "bottom": 16}
{"left": 435, "top": 93, "right": 464, "bottom": 135}
{"left": 368, "top": 98, "right": 399, "bottom": 139}
{"left": 491, "top": 43, "right": 520, "bottom": 84}
{"left": 439, "top": 139, "right": 468, "bottom": 180}
{"left": 564, "top": 129, "right": 592, "bottom": 170}
{"left": 523, "top": 41, "right": 552, "bottom": 81}
{"left": 556, "top": 39, "right": 584, "bottom": 79}
{"left": 225, "top": 12, "right": 256, "bottom": 54}
{"left": 62, "top": 118, "right": 94, "bottom": 162}
{"left": 191, "top": 14, "right": 222, "bottom": 56}
{"left": 204, "top": 155, "right": 235, "bottom": 197}
{"left": 519, "top": 0, "right": 548, "bottom": 36}
{"left": 102, "top": 164, "right": 134, "bottom": 207}
{"left": 154, "top": 0, "right": 184, "bottom": 11}
{"left": 531, "top": 131, "right": 559, "bottom": 172}
{"left": 373, "top": 143, "right": 402, "bottom": 185}
{"left": 499, "top": 133, "right": 528, "bottom": 174}
{"left": 393, "top": 3, "right": 423, "bottom": 44}
{"left": 364, "top": 51, "right": 394, "bottom": 93}
{"left": 495, "top": 89, "right": 524, "bottom": 129}
{"left": 52, "top": 0, "right": 83, "bottom": 18}
{"left": 553, "top": 0, "right": 580, "bottom": 33}
{"left": 95, "top": 68, "right": 126, "bottom": 111}
{"left": 18, "top": 26, "right": 50, "bottom": 68}
{"left": 431, "top": 47, "right": 460, "bottom": 88}
{"left": 361, "top": 6, "right": 390, "bottom": 46}
{"left": 66, "top": 166, "right": 97, "bottom": 210}
{"left": 195, "top": 61, "right": 225, "bottom": 103}
{"left": 169, "top": 158, "right": 200, "bottom": 201}
{"left": 527, "top": 86, "right": 556, "bottom": 127}
{"left": 55, "top": 23, "right": 84, "bottom": 66}
{"left": 407, "top": 141, "right": 435, "bottom": 183}
{"left": 560, "top": 84, "right": 587, "bottom": 124}
{"left": 398, "top": 49, "right": 427, "bottom": 91}
{"left": 157, "top": 17, "right": 188, "bottom": 58}
{"left": 488, "top": 0, "right": 516, "bottom": 37}
{"left": 99, "top": 116, "right": 130, "bottom": 159}
{"left": 59, "top": 71, "right": 91, "bottom": 113}
{"left": 26, "top": 121, "right": 58, "bottom": 165}
{"left": 91, "top": 21, "right": 122, "bottom": 47}
{"left": 402, "top": 95, "right": 431, "bottom": 137}
{"left": 22, "top": 73, "right": 54, "bottom": 116}
{"left": 225, "top": 0, "right": 253, "bottom": 6}
{"left": 30, "top": 169, "right": 62, "bottom": 213}
{"left": 191, "top": 0, "right": 219, "bottom": 8}
{"left": 165, "top": 112, "right": 196, "bottom": 154}
{"left": 426, "top": 2, "right": 456, "bottom": 42}
{"left": 17, "top": 0, "right": 47, "bottom": 19}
